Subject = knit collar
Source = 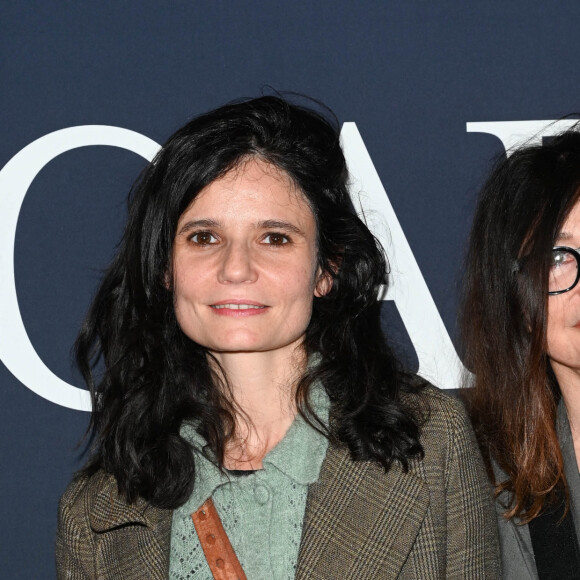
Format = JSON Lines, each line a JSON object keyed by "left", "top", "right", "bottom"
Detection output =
{"left": 176, "top": 385, "right": 330, "bottom": 517}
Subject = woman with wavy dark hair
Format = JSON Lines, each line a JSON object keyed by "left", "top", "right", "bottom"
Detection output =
{"left": 461, "top": 128, "right": 580, "bottom": 578}
{"left": 56, "top": 95, "right": 498, "bottom": 579}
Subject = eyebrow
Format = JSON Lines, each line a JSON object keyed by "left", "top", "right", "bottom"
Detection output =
{"left": 259, "top": 220, "right": 304, "bottom": 235}
{"left": 177, "top": 219, "right": 221, "bottom": 236}
{"left": 176, "top": 218, "right": 305, "bottom": 236}
{"left": 555, "top": 231, "right": 574, "bottom": 243}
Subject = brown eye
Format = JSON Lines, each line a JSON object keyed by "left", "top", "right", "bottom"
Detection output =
{"left": 190, "top": 232, "right": 217, "bottom": 245}
{"left": 263, "top": 233, "right": 289, "bottom": 246}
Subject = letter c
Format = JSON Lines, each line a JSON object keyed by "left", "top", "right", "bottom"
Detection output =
{"left": 0, "top": 126, "right": 161, "bottom": 411}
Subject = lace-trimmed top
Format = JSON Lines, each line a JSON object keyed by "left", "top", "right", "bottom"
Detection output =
{"left": 169, "top": 388, "right": 330, "bottom": 580}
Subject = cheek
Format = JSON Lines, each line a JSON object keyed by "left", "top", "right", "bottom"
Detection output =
{"left": 171, "top": 268, "right": 204, "bottom": 331}
{"left": 547, "top": 298, "right": 579, "bottom": 363}
{"left": 172, "top": 288, "right": 191, "bottom": 333}
{"left": 172, "top": 253, "right": 208, "bottom": 299}
{"left": 271, "top": 263, "right": 317, "bottom": 324}
{"left": 292, "top": 273, "right": 319, "bottom": 329}
{"left": 287, "top": 263, "right": 319, "bottom": 300}
{"left": 546, "top": 303, "right": 563, "bottom": 354}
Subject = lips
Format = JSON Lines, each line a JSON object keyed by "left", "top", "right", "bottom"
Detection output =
{"left": 211, "top": 304, "right": 266, "bottom": 310}
{"left": 209, "top": 299, "right": 269, "bottom": 315}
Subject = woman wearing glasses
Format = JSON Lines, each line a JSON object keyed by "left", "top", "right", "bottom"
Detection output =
{"left": 461, "top": 129, "right": 580, "bottom": 578}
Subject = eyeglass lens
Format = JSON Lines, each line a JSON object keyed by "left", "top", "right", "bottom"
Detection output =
{"left": 549, "top": 248, "right": 579, "bottom": 293}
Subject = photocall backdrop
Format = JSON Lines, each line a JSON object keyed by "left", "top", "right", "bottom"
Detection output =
{"left": 2, "top": 2, "right": 579, "bottom": 577}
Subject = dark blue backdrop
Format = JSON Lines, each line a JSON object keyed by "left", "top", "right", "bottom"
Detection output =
{"left": 2, "top": 2, "right": 580, "bottom": 577}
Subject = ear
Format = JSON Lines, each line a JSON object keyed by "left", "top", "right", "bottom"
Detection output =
{"left": 314, "top": 268, "right": 333, "bottom": 297}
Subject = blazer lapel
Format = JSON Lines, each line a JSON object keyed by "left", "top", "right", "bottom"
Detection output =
{"left": 296, "top": 445, "right": 429, "bottom": 580}
{"left": 89, "top": 472, "right": 172, "bottom": 580}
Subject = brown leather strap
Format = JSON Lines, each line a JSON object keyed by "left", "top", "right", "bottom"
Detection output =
{"left": 191, "top": 498, "right": 247, "bottom": 580}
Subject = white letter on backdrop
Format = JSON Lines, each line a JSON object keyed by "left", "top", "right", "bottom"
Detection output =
{"left": 0, "top": 126, "right": 160, "bottom": 411}
{"left": 341, "top": 122, "right": 464, "bottom": 391}
{"left": 466, "top": 119, "right": 577, "bottom": 154}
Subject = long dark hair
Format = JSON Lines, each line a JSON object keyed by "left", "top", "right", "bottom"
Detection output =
{"left": 460, "top": 127, "right": 580, "bottom": 522}
{"left": 77, "top": 95, "right": 424, "bottom": 509}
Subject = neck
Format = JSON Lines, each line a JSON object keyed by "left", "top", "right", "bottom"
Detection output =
{"left": 211, "top": 346, "right": 306, "bottom": 469}
{"left": 552, "top": 362, "right": 580, "bottom": 470}
{"left": 553, "top": 364, "right": 580, "bottom": 430}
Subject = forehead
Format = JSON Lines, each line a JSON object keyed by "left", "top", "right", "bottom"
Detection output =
{"left": 181, "top": 158, "right": 315, "bottom": 223}
{"left": 557, "top": 199, "right": 580, "bottom": 243}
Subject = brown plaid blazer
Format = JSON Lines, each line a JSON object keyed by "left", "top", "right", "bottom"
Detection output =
{"left": 56, "top": 386, "right": 500, "bottom": 579}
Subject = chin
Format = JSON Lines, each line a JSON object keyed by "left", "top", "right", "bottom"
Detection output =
{"left": 205, "top": 336, "right": 270, "bottom": 353}
{"left": 208, "top": 338, "right": 302, "bottom": 355}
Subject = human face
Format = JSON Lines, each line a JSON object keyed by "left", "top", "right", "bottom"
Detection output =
{"left": 171, "top": 158, "right": 329, "bottom": 358}
{"left": 547, "top": 200, "right": 580, "bottom": 385}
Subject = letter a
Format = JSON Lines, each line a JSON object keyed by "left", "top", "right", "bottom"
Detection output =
{"left": 341, "top": 123, "right": 464, "bottom": 390}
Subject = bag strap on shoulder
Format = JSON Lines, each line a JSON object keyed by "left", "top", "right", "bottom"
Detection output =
{"left": 191, "top": 497, "right": 248, "bottom": 580}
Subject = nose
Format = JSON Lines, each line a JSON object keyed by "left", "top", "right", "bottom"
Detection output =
{"left": 218, "top": 241, "right": 258, "bottom": 284}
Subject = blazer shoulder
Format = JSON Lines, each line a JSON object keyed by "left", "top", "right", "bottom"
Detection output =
{"left": 59, "top": 469, "right": 168, "bottom": 534}
{"left": 60, "top": 469, "right": 108, "bottom": 499}
{"left": 58, "top": 469, "right": 114, "bottom": 519}
{"left": 403, "top": 380, "right": 501, "bottom": 578}
{"left": 403, "top": 379, "right": 470, "bottom": 432}
{"left": 57, "top": 472, "right": 172, "bottom": 579}
{"left": 56, "top": 471, "right": 112, "bottom": 579}
{"left": 402, "top": 380, "right": 480, "bottom": 469}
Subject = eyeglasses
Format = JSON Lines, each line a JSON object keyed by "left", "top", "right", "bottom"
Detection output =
{"left": 549, "top": 246, "right": 580, "bottom": 295}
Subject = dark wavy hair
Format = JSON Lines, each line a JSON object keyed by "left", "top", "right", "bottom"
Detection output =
{"left": 77, "top": 95, "right": 424, "bottom": 509}
{"left": 460, "top": 126, "right": 580, "bottom": 522}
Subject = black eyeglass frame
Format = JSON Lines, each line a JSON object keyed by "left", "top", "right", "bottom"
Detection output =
{"left": 549, "top": 245, "right": 580, "bottom": 295}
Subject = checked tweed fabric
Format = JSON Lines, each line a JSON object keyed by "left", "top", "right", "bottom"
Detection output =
{"left": 56, "top": 385, "right": 500, "bottom": 579}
